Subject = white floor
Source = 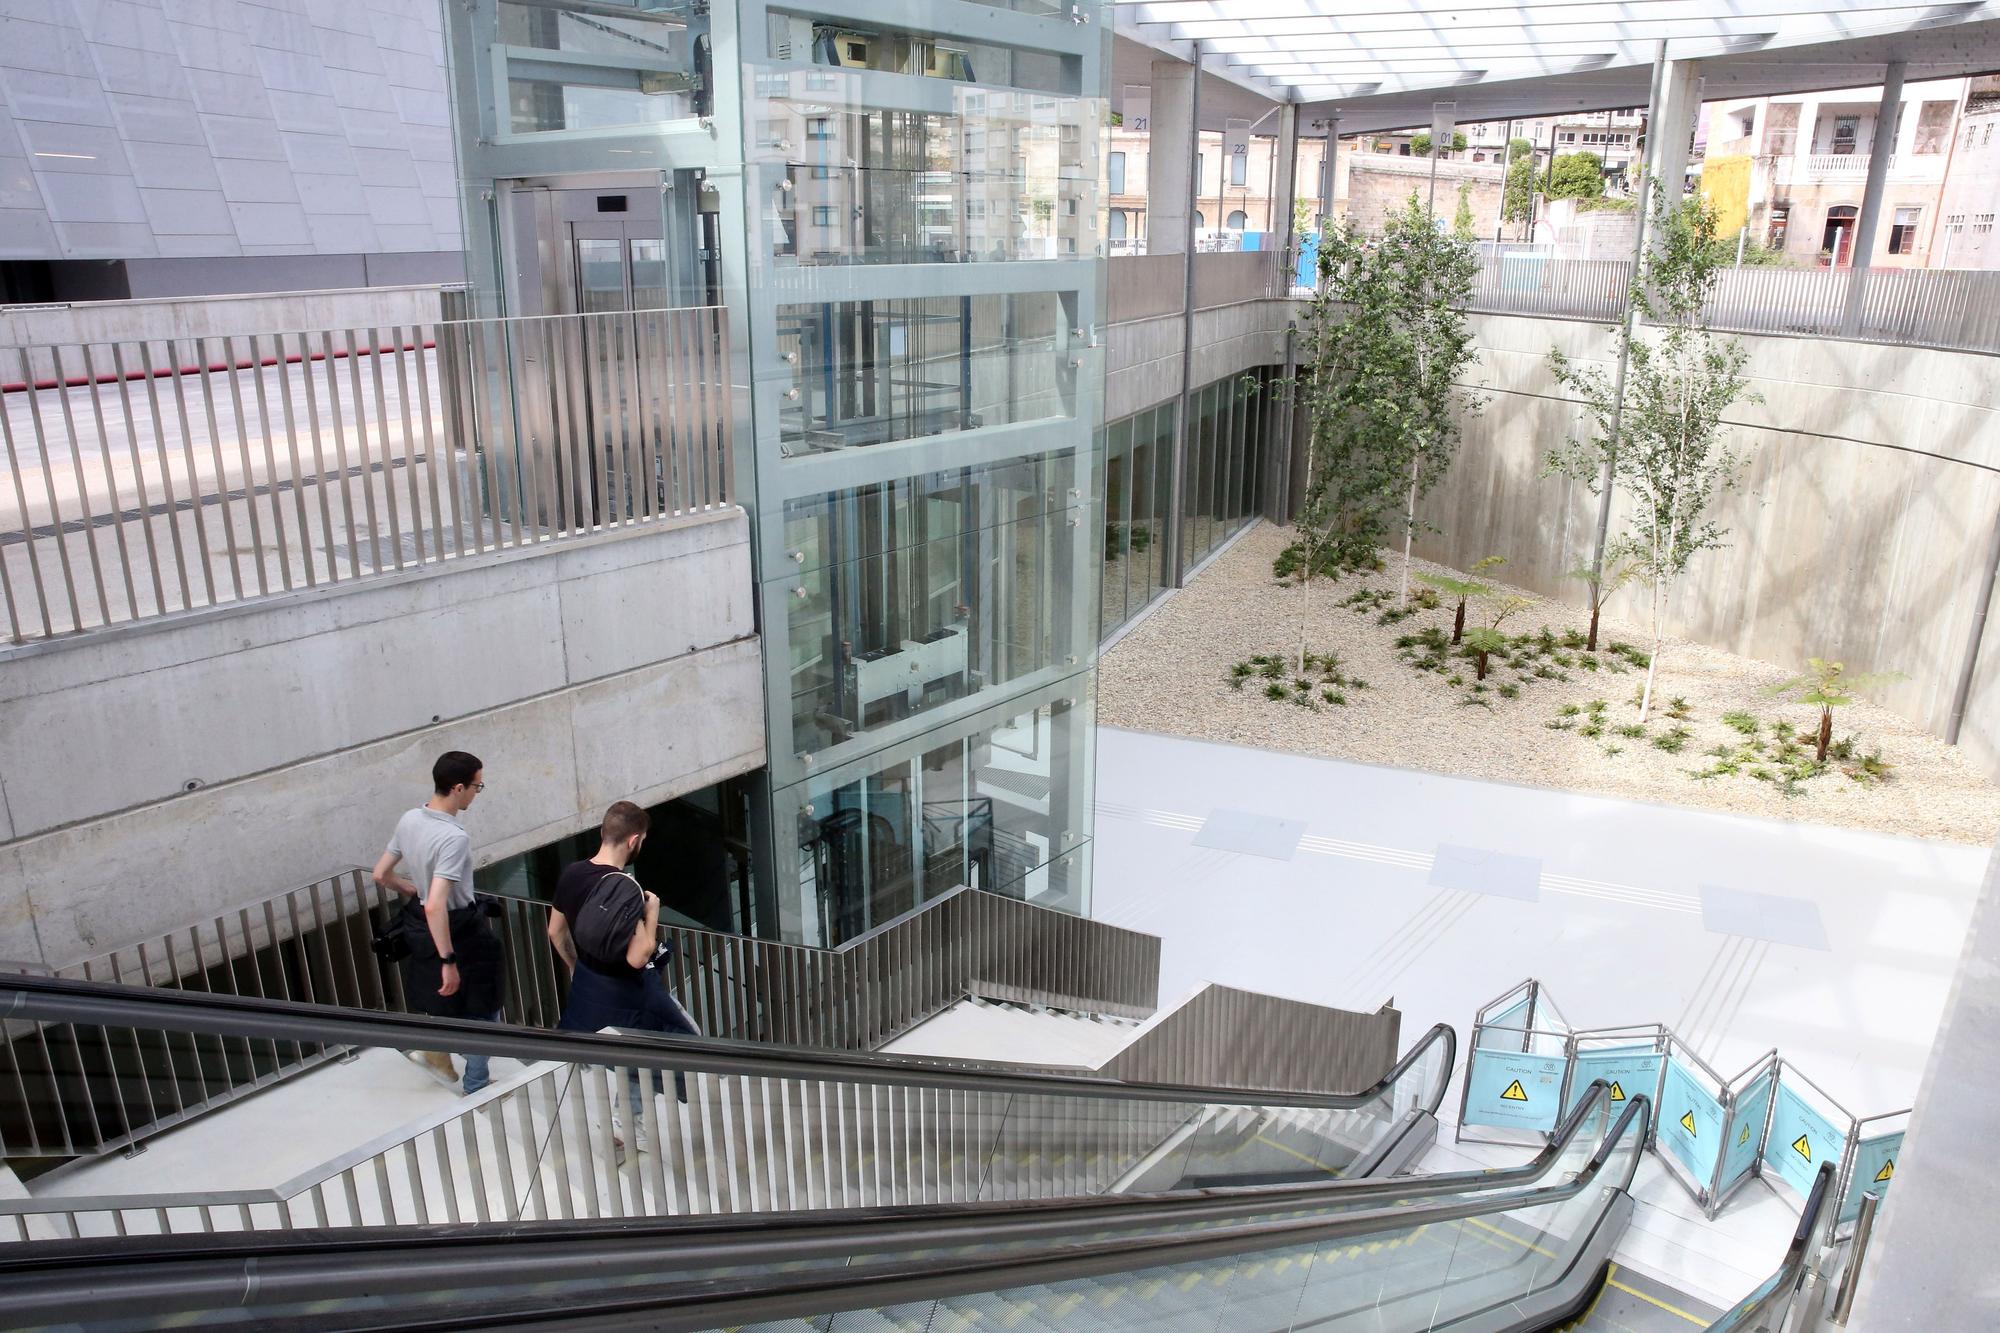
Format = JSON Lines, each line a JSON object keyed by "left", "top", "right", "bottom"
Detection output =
{"left": 1088, "top": 725, "right": 1992, "bottom": 1310}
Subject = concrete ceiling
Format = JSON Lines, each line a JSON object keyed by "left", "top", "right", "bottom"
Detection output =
{"left": 1111, "top": 3, "right": 2000, "bottom": 134}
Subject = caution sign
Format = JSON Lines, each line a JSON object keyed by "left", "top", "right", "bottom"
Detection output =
{"left": 1792, "top": 1134, "right": 1813, "bottom": 1162}
{"left": 1608, "top": 1081, "right": 1626, "bottom": 1102}
{"left": 1875, "top": 1159, "right": 1894, "bottom": 1183}
{"left": 1841, "top": 1130, "right": 1904, "bottom": 1224}
{"left": 1738, "top": 1124, "right": 1752, "bottom": 1146}
{"left": 1720, "top": 1069, "right": 1774, "bottom": 1192}
{"left": 1562, "top": 1047, "right": 1662, "bottom": 1118}
{"left": 1462, "top": 1050, "right": 1567, "bottom": 1133}
{"left": 1660, "top": 1059, "right": 1724, "bottom": 1184}
{"left": 1764, "top": 1082, "right": 1842, "bottom": 1200}
{"left": 1681, "top": 1110, "right": 1699, "bottom": 1136}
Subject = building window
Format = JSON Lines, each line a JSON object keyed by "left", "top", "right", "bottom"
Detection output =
{"left": 1108, "top": 150, "right": 1125, "bottom": 195}
{"left": 1986, "top": 124, "right": 1996, "bottom": 147}
{"left": 1194, "top": 210, "right": 1205, "bottom": 228}
{"left": 1975, "top": 213, "right": 1996, "bottom": 235}
{"left": 1195, "top": 151, "right": 1203, "bottom": 185}
{"left": 1559, "top": 131, "right": 1576, "bottom": 144}
{"left": 1108, "top": 208, "right": 1127, "bottom": 241}
{"left": 807, "top": 117, "right": 832, "bottom": 140}
{"left": 1766, "top": 204, "right": 1790, "bottom": 251}
{"left": 1889, "top": 206, "right": 1920, "bottom": 254}
{"left": 1229, "top": 150, "right": 1246, "bottom": 186}
{"left": 1822, "top": 204, "right": 1859, "bottom": 264}
{"left": 812, "top": 206, "right": 835, "bottom": 226}
{"left": 1472, "top": 152, "right": 1486, "bottom": 162}
{"left": 1914, "top": 102, "right": 1952, "bottom": 154}
{"left": 1226, "top": 209, "right": 1248, "bottom": 230}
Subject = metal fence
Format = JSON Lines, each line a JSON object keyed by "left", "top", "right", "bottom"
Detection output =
{"left": 0, "top": 305, "right": 735, "bottom": 643}
{"left": 0, "top": 874, "right": 1161, "bottom": 1164}
{"left": 1462, "top": 255, "right": 2000, "bottom": 354}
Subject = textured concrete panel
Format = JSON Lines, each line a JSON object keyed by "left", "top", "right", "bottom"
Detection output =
{"left": 1193, "top": 808, "right": 1306, "bottom": 861}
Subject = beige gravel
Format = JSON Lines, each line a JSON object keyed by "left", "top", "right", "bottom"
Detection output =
{"left": 1099, "top": 522, "right": 2000, "bottom": 846}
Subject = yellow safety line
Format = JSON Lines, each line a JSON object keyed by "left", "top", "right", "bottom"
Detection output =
{"left": 1464, "top": 1214, "right": 1557, "bottom": 1260}
{"left": 1603, "top": 1269, "right": 1710, "bottom": 1326}
{"left": 1568, "top": 1261, "right": 1611, "bottom": 1326}
{"left": 1251, "top": 1134, "right": 1345, "bottom": 1176}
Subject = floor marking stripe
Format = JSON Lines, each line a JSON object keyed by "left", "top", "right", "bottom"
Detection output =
{"left": 1604, "top": 1275, "right": 1711, "bottom": 1326}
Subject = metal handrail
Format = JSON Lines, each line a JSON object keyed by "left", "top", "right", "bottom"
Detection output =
{"left": 0, "top": 975, "right": 1434, "bottom": 1115}
{"left": 1705, "top": 1161, "right": 1837, "bottom": 1331}
{"left": 0, "top": 1083, "right": 1648, "bottom": 1332}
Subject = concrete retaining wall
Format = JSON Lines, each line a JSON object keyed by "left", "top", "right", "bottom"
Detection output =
{"left": 0, "top": 510, "right": 765, "bottom": 967}
{"left": 1415, "top": 311, "right": 2000, "bottom": 779}
{"left": 1107, "top": 299, "right": 1292, "bottom": 421}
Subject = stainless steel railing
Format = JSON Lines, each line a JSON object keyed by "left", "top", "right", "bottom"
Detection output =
{"left": 0, "top": 874, "right": 1161, "bottom": 1164}
{"left": 0, "top": 305, "right": 735, "bottom": 642}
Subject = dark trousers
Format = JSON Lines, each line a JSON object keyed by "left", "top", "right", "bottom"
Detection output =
{"left": 559, "top": 963, "right": 693, "bottom": 1107}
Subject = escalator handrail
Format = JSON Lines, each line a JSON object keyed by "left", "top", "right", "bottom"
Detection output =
{"left": 0, "top": 1087, "right": 1653, "bottom": 1332}
{"left": 1702, "top": 1161, "right": 1837, "bottom": 1330}
{"left": 0, "top": 971, "right": 1451, "bottom": 1114}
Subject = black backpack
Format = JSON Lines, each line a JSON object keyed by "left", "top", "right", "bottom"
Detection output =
{"left": 572, "top": 868, "right": 645, "bottom": 967}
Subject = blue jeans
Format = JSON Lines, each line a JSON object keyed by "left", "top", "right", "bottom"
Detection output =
{"left": 559, "top": 964, "right": 693, "bottom": 1109}
{"left": 461, "top": 1009, "right": 504, "bottom": 1095}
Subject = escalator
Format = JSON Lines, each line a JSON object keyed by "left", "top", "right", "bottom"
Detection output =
{"left": 0, "top": 975, "right": 1647, "bottom": 1331}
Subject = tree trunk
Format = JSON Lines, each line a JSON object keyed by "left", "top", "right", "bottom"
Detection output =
{"left": 1452, "top": 599, "right": 1467, "bottom": 644}
{"left": 1398, "top": 454, "right": 1420, "bottom": 605}
{"left": 1817, "top": 706, "right": 1833, "bottom": 764}
{"left": 1586, "top": 600, "right": 1601, "bottom": 653}
{"left": 1475, "top": 650, "right": 1489, "bottom": 681}
{"left": 1638, "top": 582, "right": 1664, "bottom": 723}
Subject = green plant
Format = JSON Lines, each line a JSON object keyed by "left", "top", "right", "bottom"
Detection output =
{"left": 1579, "top": 721, "right": 1604, "bottom": 739}
{"left": 1652, "top": 725, "right": 1694, "bottom": 754}
{"left": 1721, "top": 711, "right": 1760, "bottom": 736}
{"left": 1557, "top": 703, "right": 1582, "bottom": 717}
{"left": 1264, "top": 683, "right": 1288, "bottom": 700}
{"left": 1827, "top": 735, "right": 1857, "bottom": 761}
{"left": 1763, "top": 658, "right": 1906, "bottom": 763}
{"left": 1615, "top": 723, "right": 1647, "bottom": 739}
{"left": 1446, "top": 673, "right": 1464, "bottom": 687}
{"left": 1547, "top": 192, "right": 1758, "bottom": 722}
{"left": 1547, "top": 151, "right": 1607, "bottom": 200}
{"left": 1547, "top": 717, "right": 1576, "bottom": 731}
{"left": 1602, "top": 744, "right": 1623, "bottom": 757}
{"left": 1417, "top": 555, "right": 1505, "bottom": 643}
{"left": 1561, "top": 559, "right": 1639, "bottom": 654}
{"left": 1498, "top": 683, "right": 1520, "bottom": 699}
{"left": 1325, "top": 689, "right": 1349, "bottom": 706}
{"left": 1665, "top": 696, "right": 1693, "bottom": 721}
{"left": 1846, "top": 748, "right": 1893, "bottom": 783}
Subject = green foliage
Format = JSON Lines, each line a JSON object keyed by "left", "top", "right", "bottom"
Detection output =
{"left": 1264, "top": 682, "right": 1287, "bottom": 700}
{"left": 1503, "top": 155, "right": 1537, "bottom": 224}
{"left": 1297, "top": 198, "right": 1483, "bottom": 585}
{"left": 1651, "top": 725, "right": 1694, "bottom": 754}
{"left": 1498, "top": 683, "right": 1520, "bottom": 700}
{"left": 1721, "top": 710, "right": 1760, "bottom": 736}
{"left": 1274, "top": 538, "right": 1379, "bottom": 583}
{"left": 1507, "top": 137, "right": 1535, "bottom": 162}
{"left": 1453, "top": 184, "right": 1476, "bottom": 239}
{"left": 1546, "top": 152, "right": 1606, "bottom": 200}
{"left": 1412, "top": 130, "right": 1469, "bottom": 157}
{"left": 1614, "top": 722, "right": 1647, "bottom": 739}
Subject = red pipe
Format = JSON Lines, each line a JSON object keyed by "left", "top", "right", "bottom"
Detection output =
{"left": 1, "top": 338, "right": 438, "bottom": 395}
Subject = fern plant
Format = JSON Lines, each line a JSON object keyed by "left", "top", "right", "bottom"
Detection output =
{"left": 1763, "top": 658, "right": 1905, "bottom": 763}
{"left": 1416, "top": 556, "right": 1505, "bottom": 644}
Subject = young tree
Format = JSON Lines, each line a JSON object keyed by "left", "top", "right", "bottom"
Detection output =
{"left": 1764, "top": 659, "right": 1906, "bottom": 762}
{"left": 1462, "top": 595, "right": 1531, "bottom": 680}
{"left": 1418, "top": 555, "right": 1505, "bottom": 643}
{"left": 1453, "top": 183, "right": 1476, "bottom": 239}
{"left": 1288, "top": 196, "right": 1482, "bottom": 606}
{"left": 1547, "top": 152, "right": 1607, "bottom": 200}
{"left": 1503, "top": 155, "right": 1537, "bottom": 231}
{"left": 1545, "top": 191, "right": 1759, "bottom": 722}
{"left": 1562, "top": 557, "right": 1638, "bottom": 652}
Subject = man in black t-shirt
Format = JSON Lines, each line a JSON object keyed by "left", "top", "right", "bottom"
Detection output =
{"left": 548, "top": 802, "right": 694, "bottom": 1125}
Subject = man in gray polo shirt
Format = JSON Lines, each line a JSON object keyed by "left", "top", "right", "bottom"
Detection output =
{"left": 373, "top": 750, "right": 504, "bottom": 1094}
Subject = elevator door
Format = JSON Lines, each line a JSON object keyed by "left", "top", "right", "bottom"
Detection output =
{"left": 566, "top": 219, "right": 670, "bottom": 315}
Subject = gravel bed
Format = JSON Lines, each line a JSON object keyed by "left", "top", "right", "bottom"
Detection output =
{"left": 1098, "top": 522, "right": 2000, "bottom": 846}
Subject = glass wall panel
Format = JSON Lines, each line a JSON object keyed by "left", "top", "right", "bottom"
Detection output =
{"left": 1125, "top": 411, "right": 1156, "bottom": 626}
{"left": 789, "top": 693, "right": 1093, "bottom": 946}
{"left": 775, "top": 292, "right": 1070, "bottom": 455}
{"left": 766, "top": 13, "right": 1079, "bottom": 96}
{"left": 1101, "top": 419, "right": 1131, "bottom": 636}
{"left": 498, "top": 1, "right": 701, "bottom": 136}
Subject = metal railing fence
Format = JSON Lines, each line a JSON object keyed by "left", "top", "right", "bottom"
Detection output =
{"left": 0, "top": 305, "right": 734, "bottom": 643}
{"left": 1455, "top": 255, "right": 2000, "bottom": 354}
{"left": 0, "top": 874, "right": 1160, "bottom": 1164}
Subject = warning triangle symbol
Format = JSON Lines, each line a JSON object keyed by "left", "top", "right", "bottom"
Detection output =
{"left": 1738, "top": 1124, "right": 1752, "bottom": 1147}
{"left": 1500, "top": 1079, "right": 1530, "bottom": 1102}
{"left": 1608, "top": 1081, "right": 1626, "bottom": 1102}
{"left": 1875, "top": 1159, "right": 1894, "bottom": 1183}
{"left": 1792, "top": 1134, "right": 1813, "bottom": 1161}
{"left": 1680, "top": 1110, "right": 1698, "bottom": 1137}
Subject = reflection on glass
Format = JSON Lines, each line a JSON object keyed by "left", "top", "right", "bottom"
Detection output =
{"left": 575, "top": 238, "right": 628, "bottom": 315}
{"left": 776, "top": 293, "right": 1069, "bottom": 455}
{"left": 767, "top": 12, "right": 1078, "bottom": 95}
{"left": 501, "top": 1, "right": 701, "bottom": 134}
{"left": 792, "top": 697, "right": 1090, "bottom": 946}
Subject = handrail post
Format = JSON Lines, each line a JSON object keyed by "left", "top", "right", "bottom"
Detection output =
{"left": 1830, "top": 1190, "right": 1882, "bottom": 1323}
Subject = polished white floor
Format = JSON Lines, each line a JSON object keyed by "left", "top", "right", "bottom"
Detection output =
{"left": 1089, "top": 725, "right": 1992, "bottom": 1310}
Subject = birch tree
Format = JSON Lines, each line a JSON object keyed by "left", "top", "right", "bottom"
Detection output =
{"left": 1546, "top": 191, "right": 1756, "bottom": 722}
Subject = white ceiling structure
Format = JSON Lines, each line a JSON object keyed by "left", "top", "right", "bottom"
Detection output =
{"left": 1111, "top": 0, "right": 2000, "bottom": 132}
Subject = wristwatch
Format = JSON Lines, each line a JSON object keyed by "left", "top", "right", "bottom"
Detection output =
{"left": 440, "top": 954, "right": 458, "bottom": 965}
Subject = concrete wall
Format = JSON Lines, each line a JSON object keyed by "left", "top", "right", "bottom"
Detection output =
{"left": 1344, "top": 156, "right": 1506, "bottom": 236}
{"left": 1413, "top": 311, "right": 2000, "bottom": 778}
{"left": 1106, "top": 299, "right": 1291, "bottom": 422}
{"left": 0, "top": 511, "right": 765, "bottom": 968}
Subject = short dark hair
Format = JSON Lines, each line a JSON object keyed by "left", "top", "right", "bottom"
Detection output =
{"left": 601, "top": 800, "right": 651, "bottom": 846}
{"left": 432, "top": 751, "right": 483, "bottom": 794}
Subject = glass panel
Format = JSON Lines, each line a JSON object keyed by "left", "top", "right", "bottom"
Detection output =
{"left": 782, "top": 452, "right": 1077, "bottom": 576}
{"left": 1101, "top": 419, "right": 1130, "bottom": 636}
{"left": 775, "top": 293, "right": 1070, "bottom": 456}
{"left": 500, "top": 1, "right": 698, "bottom": 135}
{"left": 1152, "top": 406, "right": 1176, "bottom": 600}
{"left": 1125, "top": 412, "right": 1156, "bottom": 625}
{"left": 575, "top": 238, "right": 628, "bottom": 315}
{"left": 628, "top": 238, "right": 668, "bottom": 311}
{"left": 767, "top": 13, "right": 1078, "bottom": 96}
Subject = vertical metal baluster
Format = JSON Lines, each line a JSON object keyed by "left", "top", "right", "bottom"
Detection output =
{"left": 632, "top": 311, "right": 659, "bottom": 521}
{"left": 0, "top": 350, "right": 53, "bottom": 639}
{"left": 44, "top": 346, "right": 115, "bottom": 627}
{"left": 501, "top": 322, "right": 543, "bottom": 546}
{"left": 535, "top": 320, "right": 571, "bottom": 537}
{"left": 216, "top": 335, "right": 269, "bottom": 597}
{"left": 106, "top": 344, "right": 170, "bottom": 615}
{"left": 651, "top": 310, "right": 680, "bottom": 515}
{"left": 317, "top": 331, "right": 362, "bottom": 579}
{"left": 190, "top": 338, "right": 246, "bottom": 602}
{"left": 241, "top": 335, "right": 292, "bottom": 593}
{"left": 715, "top": 309, "right": 737, "bottom": 503}
{"left": 76, "top": 344, "right": 141, "bottom": 620}
{"left": 268, "top": 334, "right": 316, "bottom": 589}
{"left": 697, "top": 308, "right": 722, "bottom": 505}
{"left": 342, "top": 329, "right": 385, "bottom": 573}
{"left": 411, "top": 324, "right": 450, "bottom": 558}
{"left": 431, "top": 1124, "right": 461, "bottom": 1223}
{"left": 401, "top": 1140, "right": 430, "bottom": 1225}
{"left": 157, "top": 340, "right": 219, "bottom": 606}
{"left": 448, "top": 319, "right": 484, "bottom": 555}
{"left": 364, "top": 326, "right": 406, "bottom": 571}
{"left": 461, "top": 1111, "right": 491, "bottom": 1223}
{"left": 672, "top": 310, "right": 703, "bottom": 507}
{"left": 565, "top": 317, "right": 596, "bottom": 535}
{"left": 589, "top": 318, "right": 617, "bottom": 528}
{"left": 17, "top": 349, "right": 86, "bottom": 631}
{"left": 470, "top": 323, "right": 507, "bottom": 550}
{"left": 388, "top": 326, "right": 428, "bottom": 567}
{"left": 137, "top": 940, "right": 189, "bottom": 1120}
{"left": 293, "top": 333, "right": 339, "bottom": 585}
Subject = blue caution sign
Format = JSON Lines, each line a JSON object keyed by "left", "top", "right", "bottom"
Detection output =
{"left": 1463, "top": 1049, "right": 1569, "bottom": 1132}
{"left": 1718, "top": 1069, "right": 1775, "bottom": 1195}
{"left": 1764, "top": 1081, "right": 1845, "bottom": 1199}
{"left": 1564, "top": 1046, "right": 1664, "bottom": 1117}
{"left": 1841, "top": 1131, "right": 1903, "bottom": 1222}
{"left": 1658, "top": 1059, "right": 1726, "bottom": 1188}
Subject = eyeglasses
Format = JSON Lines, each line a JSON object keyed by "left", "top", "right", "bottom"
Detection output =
{"left": 471, "top": 782, "right": 486, "bottom": 792}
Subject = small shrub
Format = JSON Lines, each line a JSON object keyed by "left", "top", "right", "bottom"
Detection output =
{"left": 1666, "top": 696, "right": 1693, "bottom": 721}
{"left": 1349, "top": 677, "right": 1369, "bottom": 690}
{"left": 1264, "top": 683, "right": 1287, "bottom": 700}
{"left": 1721, "top": 711, "right": 1759, "bottom": 736}
{"left": 1547, "top": 717, "right": 1576, "bottom": 731}
{"left": 1560, "top": 628, "right": 1587, "bottom": 650}
{"left": 1652, "top": 726, "right": 1694, "bottom": 754}
{"left": 1773, "top": 720, "right": 1797, "bottom": 743}
{"left": 1460, "top": 693, "right": 1492, "bottom": 708}
{"left": 1579, "top": 656, "right": 1601, "bottom": 672}
{"left": 1447, "top": 673, "right": 1465, "bottom": 687}
{"left": 1827, "top": 735, "right": 1857, "bottom": 761}
{"left": 1324, "top": 689, "right": 1348, "bottom": 706}
{"left": 1748, "top": 766, "right": 1775, "bottom": 782}
{"left": 1260, "top": 659, "right": 1285, "bottom": 680}
{"left": 1602, "top": 744, "right": 1623, "bottom": 756}
{"left": 1579, "top": 721, "right": 1604, "bottom": 739}
{"left": 1615, "top": 723, "right": 1647, "bottom": 740}
{"left": 1846, "top": 749, "right": 1893, "bottom": 784}
{"left": 1557, "top": 704, "right": 1582, "bottom": 717}
{"left": 1498, "top": 683, "right": 1520, "bottom": 700}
